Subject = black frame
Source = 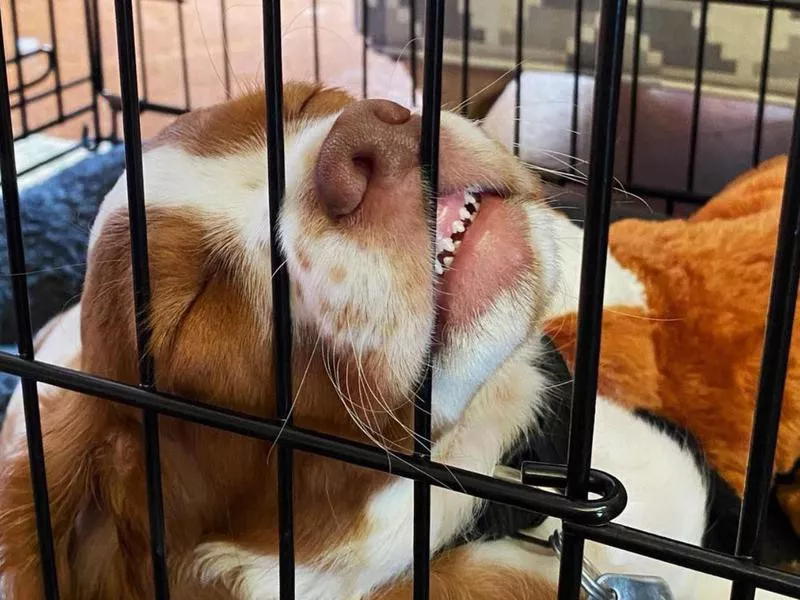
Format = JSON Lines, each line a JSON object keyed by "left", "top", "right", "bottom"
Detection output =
{"left": 1, "top": 0, "right": 800, "bottom": 599}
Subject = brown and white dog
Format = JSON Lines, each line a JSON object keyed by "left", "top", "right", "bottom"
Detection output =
{"left": 0, "top": 82, "right": 790, "bottom": 599}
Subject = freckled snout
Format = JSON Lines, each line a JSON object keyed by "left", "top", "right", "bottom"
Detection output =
{"left": 315, "top": 99, "right": 420, "bottom": 218}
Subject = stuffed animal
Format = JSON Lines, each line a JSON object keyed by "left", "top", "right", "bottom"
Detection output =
{"left": 544, "top": 155, "right": 800, "bottom": 567}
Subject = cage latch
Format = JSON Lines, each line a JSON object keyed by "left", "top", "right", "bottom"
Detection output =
{"left": 547, "top": 530, "right": 675, "bottom": 600}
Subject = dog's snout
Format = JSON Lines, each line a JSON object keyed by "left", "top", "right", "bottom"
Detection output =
{"left": 315, "top": 99, "right": 419, "bottom": 218}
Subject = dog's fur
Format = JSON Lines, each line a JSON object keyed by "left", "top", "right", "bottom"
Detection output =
{"left": 0, "top": 83, "right": 790, "bottom": 599}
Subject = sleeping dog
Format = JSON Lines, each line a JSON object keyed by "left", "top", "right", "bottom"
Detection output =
{"left": 0, "top": 83, "right": 790, "bottom": 599}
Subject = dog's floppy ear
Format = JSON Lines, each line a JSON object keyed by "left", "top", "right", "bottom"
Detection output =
{"left": 0, "top": 390, "right": 104, "bottom": 600}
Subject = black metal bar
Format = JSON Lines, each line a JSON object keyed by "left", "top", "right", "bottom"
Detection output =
{"left": 8, "top": 0, "right": 28, "bottom": 135}
{"left": 415, "top": 1, "right": 445, "bottom": 596}
{"left": 569, "top": 0, "right": 583, "bottom": 169}
{"left": 220, "top": 0, "right": 232, "bottom": 97}
{"left": 134, "top": 0, "right": 149, "bottom": 100}
{"left": 687, "top": 0, "right": 709, "bottom": 192}
{"left": 16, "top": 140, "right": 89, "bottom": 178}
{"left": 729, "top": 79, "right": 800, "bottom": 600}
{"left": 567, "top": 522, "right": 800, "bottom": 598}
{"left": 410, "top": 0, "right": 418, "bottom": 107}
{"left": 176, "top": 0, "right": 191, "bottom": 110}
{"left": 514, "top": 0, "right": 524, "bottom": 156}
{"left": 261, "top": 0, "right": 295, "bottom": 597}
{"left": 460, "top": 0, "right": 470, "bottom": 115}
{"left": 675, "top": 0, "right": 797, "bottom": 9}
{"left": 362, "top": 0, "right": 369, "bottom": 98}
{"left": 139, "top": 100, "right": 187, "bottom": 116}
{"left": 112, "top": 0, "right": 170, "bottom": 597}
{"left": 312, "top": 0, "right": 320, "bottom": 83}
{"left": 557, "top": 0, "right": 628, "bottom": 597}
{"left": 9, "top": 104, "right": 95, "bottom": 140}
{"left": 752, "top": 0, "right": 775, "bottom": 167}
{"left": 89, "top": 0, "right": 104, "bottom": 141}
{"left": 0, "top": 351, "right": 630, "bottom": 527}
{"left": 625, "top": 0, "right": 644, "bottom": 184}
{"left": 45, "top": 0, "right": 65, "bottom": 120}
{"left": 82, "top": 0, "right": 102, "bottom": 140}
{"left": 0, "top": 16, "right": 60, "bottom": 600}
{"left": 9, "top": 76, "right": 92, "bottom": 111}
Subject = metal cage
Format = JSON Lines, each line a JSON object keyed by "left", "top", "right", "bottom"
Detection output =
{"left": 0, "top": 0, "right": 799, "bottom": 598}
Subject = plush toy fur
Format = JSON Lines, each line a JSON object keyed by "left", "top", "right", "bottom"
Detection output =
{"left": 544, "top": 155, "right": 800, "bottom": 548}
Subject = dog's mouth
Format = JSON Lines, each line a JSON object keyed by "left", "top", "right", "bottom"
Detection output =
{"left": 433, "top": 187, "right": 534, "bottom": 331}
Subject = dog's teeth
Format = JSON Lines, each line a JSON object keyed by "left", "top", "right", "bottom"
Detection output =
{"left": 459, "top": 207, "right": 471, "bottom": 221}
{"left": 454, "top": 239, "right": 462, "bottom": 249}
{"left": 441, "top": 237, "right": 456, "bottom": 252}
{"left": 443, "top": 255, "right": 454, "bottom": 267}
{"left": 452, "top": 220, "right": 465, "bottom": 234}
{"left": 434, "top": 260, "right": 444, "bottom": 275}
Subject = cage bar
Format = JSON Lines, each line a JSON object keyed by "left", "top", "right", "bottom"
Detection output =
{"left": 414, "top": 1, "right": 445, "bottom": 596}
{"left": 513, "top": 0, "right": 523, "bottom": 156}
{"left": 0, "top": 350, "right": 629, "bottom": 524}
{"left": 625, "top": 0, "right": 644, "bottom": 184}
{"left": 0, "top": 15, "right": 60, "bottom": 600}
{"left": 8, "top": 0, "right": 28, "bottom": 134}
{"left": 83, "top": 0, "right": 102, "bottom": 141}
{"left": 112, "top": 0, "right": 170, "bottom": 597}
{"left": 261, "top": 0, "right": 296, "bottom": 596}
{"left": 176, "top": 1, "right": 191, "bottom": 110}
{"left": 569, "top": 0, "right": 583, "bottom": 169}
{"left": 409, "top": 0, "right": 418, "bottom": 107}
{"left": 220, "top": 0, "right": 232, "bottom": 97}
{"left": 557, "top": 0, "right": 629, "bottom": 597}
{"left": 362, "top": 0, "right": 369, "bottom": 98}
{"left": 312, "top": 0, "right": 320, "bottom": 83}
{"left": 752, "top": 0, "right": 775, "bottom": 167}
{"left": 460, "top": 0, "right": 470, "bottom": 114}
{"left": 687, "top": 0, "right": 709, "bottom": 194}
{"left": 134, "top": 0, "right": 149, "bottom": 101}
{"left": 729, "top": 79, "right": 800, "bottom": 600}
{"left": 45, "top": 0, "right": 64, "bottom": 120}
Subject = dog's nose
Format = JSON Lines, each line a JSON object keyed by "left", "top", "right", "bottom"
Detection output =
{"left": 315, "top": 99, "right": 419, "bottom": 218}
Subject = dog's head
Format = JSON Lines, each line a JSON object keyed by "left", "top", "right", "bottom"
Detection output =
{"left": 0, "top": 82, "right": 561, "bottom": 599}
{"left": 83, "top": 81, "right": 558, "bottom": 443}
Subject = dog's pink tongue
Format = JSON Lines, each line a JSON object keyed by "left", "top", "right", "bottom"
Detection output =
{"left": 435, "top": 191, "right": 468, "bottom": 239}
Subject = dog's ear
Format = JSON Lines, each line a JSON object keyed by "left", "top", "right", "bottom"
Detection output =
{"left": 0, "top": 390, "right": 104, "bottom": 600}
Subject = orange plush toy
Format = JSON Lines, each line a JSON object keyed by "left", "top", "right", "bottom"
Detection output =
{"left": 544, "top": 155, "right": 800, "bottom": 564}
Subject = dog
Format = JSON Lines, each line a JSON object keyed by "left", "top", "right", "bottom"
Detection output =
{"left": 0, "top": 82, "right": 791, "bottom": 599}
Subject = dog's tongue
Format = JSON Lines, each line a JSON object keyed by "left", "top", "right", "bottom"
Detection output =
{"left": 435, "top": 191, "right": 469, "bottom": 240}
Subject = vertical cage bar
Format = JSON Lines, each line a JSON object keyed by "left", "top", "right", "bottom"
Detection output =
{"left": 176, "top": 0, "right": 191, "bottom": 110}
{"left": 569, "top": 0, "right": 583, "bottom": 169}
{"left": 45, "top": 0, "right": 65, "bottom": 119}
{"left": 729, "top": 79, "right": 800, "bottom": 600}
{"left": 415, "top": 1, "right": 445, "bottom": 597}
{"left": 112, "top": 1, "right": 170, "bottom": 597}
{"left": 513, "top": 0, "right": 523, "bottom": 156}
{"left": 262, "top": 0, "right": 296, "bottom": 597}
{"left": 687, "top": 0, "right": 709, "bottom": 193}
{"left": 625, "top": 0, "right": 643, "bottom": 184}
{"left": 220, "top": 0, "right": 232, "bottom": 98}
{"left": 8, "top": 0, "right": 28, "bottom": 135}
{"left": 557, "top": 0, "right": 628, "bottom": 597}
{"left": 312, "top": 0, "right": 320, "bottom": 83}
{"left": 84, "top": 0, "right": 103, "bottom": 141}
{"left": 410, "top": 0, "right": 418, "bottom": 107}
{"left": 460, "top": 0, "right": 470, "bottom": 114}
{"left": 0, "top": 16, "right": 60, "bottom": 600}
{"left": 134, "top": 0, "right": 149, "bottom": 101}
{"left": 752, "top": 0, "right": 774, "bottom": 168}
{"left": 362, "top": 0, "right": 368, "bottom": 98}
